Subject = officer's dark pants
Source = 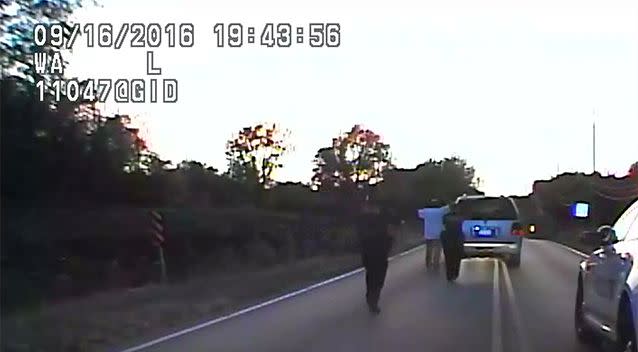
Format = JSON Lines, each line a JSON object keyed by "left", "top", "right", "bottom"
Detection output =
{"left": 441, "top": 230, "right": 463, "bottom": 280}
{"left": 363, "top": 255, "right": 388, "bottom": 307}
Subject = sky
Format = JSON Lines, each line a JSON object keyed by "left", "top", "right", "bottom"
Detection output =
{"left": 65, "top": 0, "right": 638, "bottom": 196}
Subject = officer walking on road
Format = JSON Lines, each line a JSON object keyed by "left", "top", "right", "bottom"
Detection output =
{"left": 440, "top": 204, "right": 465, "bottom": 281}
{"left": 356, "top": 194, "right": 401, "bottom": 314}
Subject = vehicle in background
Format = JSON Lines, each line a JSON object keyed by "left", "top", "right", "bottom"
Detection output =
{"left": 453, "top": 195, "right": 525, "bottom": 267}
{"left": 575, "top": 198, "right": 638, "bottom": 352}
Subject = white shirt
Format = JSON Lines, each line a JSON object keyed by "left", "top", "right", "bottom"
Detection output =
{"left": 417, "top": 206, "right": 450, "bottom": 240}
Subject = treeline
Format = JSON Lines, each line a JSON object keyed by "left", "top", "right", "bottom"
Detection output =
{"left": 1, "top": 76, "right": 481, "bottom": 210}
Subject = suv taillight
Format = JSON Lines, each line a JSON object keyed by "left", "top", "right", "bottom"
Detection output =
{"left": 511, "top": 223, "right": 526, "bottom": 236}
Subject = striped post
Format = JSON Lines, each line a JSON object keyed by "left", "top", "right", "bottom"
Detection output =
{"left": 151, "top": 210, "right": 165, "bottom": 246}
{"left": 150, "top": 210, "right": 167, "bottom": 283}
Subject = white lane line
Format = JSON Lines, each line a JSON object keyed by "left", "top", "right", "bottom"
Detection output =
{"left": 116, "top": 244, "right": 425, "bottom": 352}
{"left": 552, "top": 241, "right": 588, "bottom": 258}
{"left": 500, "top": 260, "right": 532, "bottom": 352}
{"left": 492, "top": 260, "right": 503, "bottom": 352}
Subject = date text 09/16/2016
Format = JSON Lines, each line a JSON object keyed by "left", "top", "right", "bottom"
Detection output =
{"left": 33, "top": 22, "right": 195, "bottom": 49}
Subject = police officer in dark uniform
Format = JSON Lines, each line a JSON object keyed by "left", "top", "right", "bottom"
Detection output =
{"left": 440, "top": 204, "right": 465, "bottom": 281}
{"left": 355, "top": 196, "right": 401, "bottom": 314}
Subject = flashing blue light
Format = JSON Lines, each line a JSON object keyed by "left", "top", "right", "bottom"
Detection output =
{"left": 571, "top": 202, "right": 590, "bottom": 218}
{"left": 473, "top": 225, "right": 481, "bottom": 231}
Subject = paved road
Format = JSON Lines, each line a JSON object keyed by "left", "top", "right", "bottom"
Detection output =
{"left": 124, "top": 239, "right": 601, "bottom": 352}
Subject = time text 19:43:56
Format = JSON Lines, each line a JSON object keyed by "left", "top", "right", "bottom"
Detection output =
{"left": 212, "top": 23, "right": 340, "bottom": 48}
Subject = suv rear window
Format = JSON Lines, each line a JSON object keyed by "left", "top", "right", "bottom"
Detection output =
{"left": 456, "top": 197, "right": 518, "bottom": 220}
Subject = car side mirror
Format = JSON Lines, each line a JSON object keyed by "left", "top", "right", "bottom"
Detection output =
{"left": 580, "top": 225, "right": 617, "bottom": 247}
{"left": 597, "top": 225, "right": 618, "bottom": 246}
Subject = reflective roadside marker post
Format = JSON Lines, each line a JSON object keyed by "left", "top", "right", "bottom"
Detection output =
{"left": 151, "top": 210, "right": 167, "bottom": 284}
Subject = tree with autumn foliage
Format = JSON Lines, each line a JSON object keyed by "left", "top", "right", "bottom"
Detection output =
{"left": 312, "top": 124, "right": 392, "bottom": 197}
{"left": 225, "top": 123, "right": 291, "bottom": 189}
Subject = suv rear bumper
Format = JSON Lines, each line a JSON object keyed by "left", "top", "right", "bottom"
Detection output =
{"left": 463, "top": 242, "right": 521, "bottom": 257}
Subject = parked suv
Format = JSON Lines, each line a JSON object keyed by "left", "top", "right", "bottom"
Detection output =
{"left": 453, "top": 195, "right": 525, "bottom": 267}
{"left": 575, "top": 198, "right": 638, "bottom": 351}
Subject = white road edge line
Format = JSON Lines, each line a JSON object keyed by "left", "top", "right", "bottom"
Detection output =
{"left": 500, "top": 260, "right": 532, "bottom": 352}
{"left": 552, "top": 241, "right": 588, "bottom": 258}
{"left": 116, "top": 244, "right": 426, "bottom": 352}
{"left": 492, "top": 259, "right": 503, "bottom": 352}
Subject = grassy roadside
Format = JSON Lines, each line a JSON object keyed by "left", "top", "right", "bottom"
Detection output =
{"left": 2, "top": 233, "right": 424, "bottom": 352}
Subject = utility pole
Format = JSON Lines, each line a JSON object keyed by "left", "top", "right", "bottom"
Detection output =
{"left": 592, "top": 121, "right": 596, "bottom": 173}
{"left": 592, "top": 109, "right": 597, "bottom": 174}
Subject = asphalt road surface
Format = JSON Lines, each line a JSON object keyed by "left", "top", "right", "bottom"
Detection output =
{"left": 121, "top": 239, "right": 602, "bottom": 352}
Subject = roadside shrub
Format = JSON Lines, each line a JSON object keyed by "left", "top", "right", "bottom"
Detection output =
{"left": 1, "top": 268, "right": 44, "bottom": 313}
{"left": 1, "top": 207, "right": 366, "bottom": 309}
{"left": 278, "top": 232, "right": 297, "bottom": 262}
{"left": 65, "top": 256, "right": 103, "bottom": 295}
{"left": 326, "top": 225, "right": 358, "bottom": 253}
{"left": 216, "top": 246, "right": 240, "bottom": 270}
{"left": 242, "top": 239, "right": 278, "bottom": 267}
